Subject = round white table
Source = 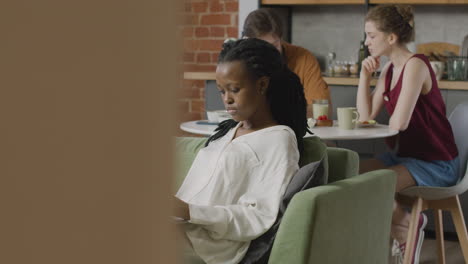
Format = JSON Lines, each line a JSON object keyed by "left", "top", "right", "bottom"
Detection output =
{"left": 180, "top": 120, "right": 398, "bottom": 140}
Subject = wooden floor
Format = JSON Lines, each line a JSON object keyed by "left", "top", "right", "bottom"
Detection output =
{"left": 419, "top": 238, "right": 465, "bottom": 264}
{"left": 388, "top": 238, "right": 465, "bottom": 264}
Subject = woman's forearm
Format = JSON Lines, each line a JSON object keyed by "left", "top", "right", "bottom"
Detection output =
{"left": 357, "top": 56, "right": 382, "bottom": 121}
{"left": 356, "top": 75, "right": 373, "bottom": 121}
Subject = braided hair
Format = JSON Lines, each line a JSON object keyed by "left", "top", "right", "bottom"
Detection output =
{"left": 205, "top": 38, "right": 311, "bottom": 154}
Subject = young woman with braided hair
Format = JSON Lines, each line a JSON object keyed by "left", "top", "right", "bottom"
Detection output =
{"left": 174, "top": 38, "right": 310, "bottom": 264}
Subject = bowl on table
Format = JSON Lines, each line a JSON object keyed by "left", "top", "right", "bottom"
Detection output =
{"left": 206, "top": 111, "right": 218, "bottom": 123}
{"left": 215, "top": 110, "right": 231, "bottom": 122}
{"left": 206, "top": 110, "right": 231, "bottom": 123}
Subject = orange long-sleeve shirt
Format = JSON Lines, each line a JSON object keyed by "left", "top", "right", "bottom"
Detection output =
{"left": 282, "top": 42, "right": 330, "bottom": 105}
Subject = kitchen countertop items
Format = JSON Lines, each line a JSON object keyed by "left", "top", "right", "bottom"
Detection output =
{"left": 462, "top": 35, "right": 468, "bottom": 56}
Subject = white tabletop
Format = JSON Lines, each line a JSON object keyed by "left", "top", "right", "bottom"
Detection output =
{"left": 308, "top": 122, "right": 398, "bottom": 140}
{"left": 180, "top": 120, "right": 398, "bottom": 140}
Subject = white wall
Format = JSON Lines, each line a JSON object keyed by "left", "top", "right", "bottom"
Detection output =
{"left": 239, "top": 0, "right": 260, "bottom": 37}
{"left": 292, "top": 5, "right": 468, "bottom": 69}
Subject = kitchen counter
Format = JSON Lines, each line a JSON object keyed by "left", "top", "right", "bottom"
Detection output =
{"left": 183, "top": 72, "right": 468, "bottom": 91}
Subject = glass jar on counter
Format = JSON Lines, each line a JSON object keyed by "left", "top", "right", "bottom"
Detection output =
{"left": 349, "top": 61, "right": 359, "bottom": 76}
{"left": 447, "top": 56, "right": 468, "bottom": 81}
{"left": 327, "top": 52, "right": 336, "bottom": 76}
{"left": 312, "top": 99, "right": 329, "bottom": 120}
{"left": 334, "top": 61, "right": 343, "bottom": 76}
{"left": 341, "top": 61, "right": 350, "bottom": 76}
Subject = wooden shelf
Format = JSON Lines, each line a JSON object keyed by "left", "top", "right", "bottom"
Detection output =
{"left": 262, "top": 0, "right": 363, "bottom": 4}
{"left": 261, "top": 0, "right": 468, "bottom": 4}
{"left": 184, "top": 72, "right": 468, "bottom": 90}
{"left": 184, "top": 72, "right": 216, "bottom": 80}
{"left": 323, "top": 76, "right": 377, "bottom": 86}
{"left": 438, "top": 80, "right": 468, "bottom": 90}
{"left": 370, "top": 0, "right": 468, "bottom": 4}
{"left": 323, "top": 77, "right": 468, "bottom": 90}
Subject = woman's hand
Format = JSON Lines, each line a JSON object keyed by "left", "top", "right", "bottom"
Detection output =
{"left": 360, "top": 56, "right": 380, "bottom": 79}
{"left": 173, "top": 197, "right": 190, "bottom": 220}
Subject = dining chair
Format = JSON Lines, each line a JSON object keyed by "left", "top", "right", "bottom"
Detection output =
{"left": 398, "top": 101, "right": 468, "bottom": 264}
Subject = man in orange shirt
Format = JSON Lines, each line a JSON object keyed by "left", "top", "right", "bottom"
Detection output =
{"left": 243, "top": 8, "right": 331, "bottom": 118}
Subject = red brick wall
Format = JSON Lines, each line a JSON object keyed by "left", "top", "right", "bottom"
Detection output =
{"left": 179, "top": 0, "right": 239, "bottom": 124}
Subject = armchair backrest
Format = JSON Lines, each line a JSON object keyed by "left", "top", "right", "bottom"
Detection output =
{"left": 174, "top": 136, "right": 359, "bottom": 191}
{"left": 269, "top": 169, "right": 395, "bottom": 264}
{"left": 174, "top": 136, "right": 330, "bottom": 188}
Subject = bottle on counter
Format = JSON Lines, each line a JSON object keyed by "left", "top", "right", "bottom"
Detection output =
{"left": 327, "top": 52, "right": 336, "bottom": 76}
{"left": 358, "top": 40, "right": 366, "bottom": 73}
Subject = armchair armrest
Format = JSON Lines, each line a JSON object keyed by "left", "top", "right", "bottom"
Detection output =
{"left": 174, "top": 137, "right": 207, "bottom": 191}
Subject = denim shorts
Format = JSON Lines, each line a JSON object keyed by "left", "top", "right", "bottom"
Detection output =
{"left": 377, "top": 152, "right": 460, "bottom": 187}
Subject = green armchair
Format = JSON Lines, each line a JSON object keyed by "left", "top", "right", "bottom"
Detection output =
{"left": 175, "top": 136, "right": 396, "bottom": 264}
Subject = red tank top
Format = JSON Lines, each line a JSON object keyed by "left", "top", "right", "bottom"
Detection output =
{"left": 383, "top": 54, "right": 458, "bottom": 161}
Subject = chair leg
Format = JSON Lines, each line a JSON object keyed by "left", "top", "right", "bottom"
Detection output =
{"left": 448, "top": 195, "right": 468, "bottom": 262}
{"left": 404, "top": 197, "right": 424, "bottom": 264}
{"left": 434, "top": 209, "right": 446, "bottom": 264}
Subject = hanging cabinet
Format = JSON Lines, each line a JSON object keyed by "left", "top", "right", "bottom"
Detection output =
{"left": 370, "top": 0, "right": 468, "bottom": 4}
{"left": 261, "top": 0, "right": 363, "bottom": 4}
{"left": 261, "top": 0, "right": 468, "bottom": 4}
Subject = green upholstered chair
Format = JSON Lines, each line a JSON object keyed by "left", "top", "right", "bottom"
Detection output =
{"left": 175, "top": 136, "right": 396, "bottom": 264}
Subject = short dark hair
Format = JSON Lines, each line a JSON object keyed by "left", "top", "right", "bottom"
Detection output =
{"left": 242, "top": 8, "right": 283, "bottom": 39}
{"left": 206, "top": 38, "right": 310, "bottom": 155}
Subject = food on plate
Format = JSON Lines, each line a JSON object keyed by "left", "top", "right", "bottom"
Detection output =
{"left": 317, "top": 115, "right": 328, "bottom": 121}
{"left": 314, "top": 115, "right": 332, "bottom": 126}
{"left": 316, "top": 119, "right": 333, "bottom": 127}
{"left": 358, "top": 120, "right": 377, "bottom": 127}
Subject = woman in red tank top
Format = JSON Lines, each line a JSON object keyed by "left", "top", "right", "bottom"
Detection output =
{"left": 356, "top": 4, "right": 460, "bottom": 263}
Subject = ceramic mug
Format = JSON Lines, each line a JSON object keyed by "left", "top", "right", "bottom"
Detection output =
{"left": 337, "top": 107, "right": 360, "bottom": 130}
{"left": 430, "top": 61, "right": 444, "bottom": 81}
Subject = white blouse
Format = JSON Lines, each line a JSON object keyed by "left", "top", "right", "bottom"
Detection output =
{"left": 176, "top": 122, "right": 299, "bottom": 264}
